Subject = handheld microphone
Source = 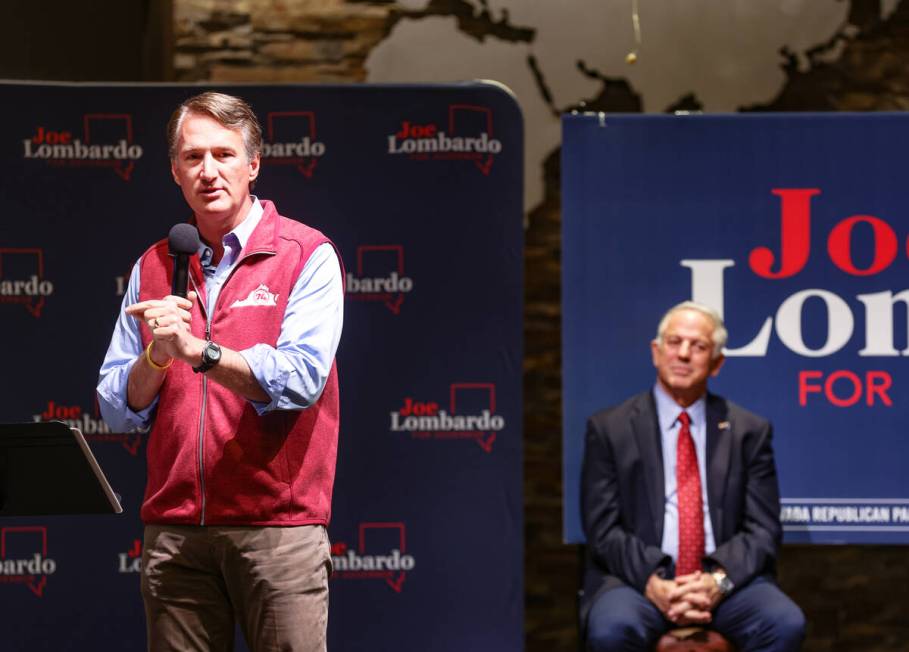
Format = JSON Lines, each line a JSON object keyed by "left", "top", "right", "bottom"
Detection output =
{"left": 168, "top": 223, "right": 200, "bottom": 298}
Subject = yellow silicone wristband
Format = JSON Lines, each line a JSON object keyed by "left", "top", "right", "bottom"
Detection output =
{"left": 145, "top": 341, "right": 174, "bottom": 371}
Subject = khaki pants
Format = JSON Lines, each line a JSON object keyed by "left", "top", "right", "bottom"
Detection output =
{"left": 141, "top": 524, "right": 331, "bottom": 652}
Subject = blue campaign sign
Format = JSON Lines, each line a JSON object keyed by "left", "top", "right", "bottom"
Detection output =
{"left": 0, "top": 82, "right": 523, "bottom": 651}
{"left": 562, "top": 112, "right": 909, "bottom": 546}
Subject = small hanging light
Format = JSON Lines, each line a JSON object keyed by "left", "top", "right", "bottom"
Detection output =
{"left": 626, "top": 0, "right": 641, "bottom": 64}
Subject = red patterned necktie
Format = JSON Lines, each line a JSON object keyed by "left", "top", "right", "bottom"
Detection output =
{"left": 676, "top": 411, "right": 704, "bottom": 576}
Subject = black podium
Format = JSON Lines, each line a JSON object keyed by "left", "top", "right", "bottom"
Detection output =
{"left": 0, "top": 421, "right": 122, "bottom": 516}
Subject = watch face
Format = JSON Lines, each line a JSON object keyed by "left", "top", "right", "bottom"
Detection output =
{"left": 205, "top": 342, "right": 222, "bottom": 363}
{"left": 715, "top": 574, "right": 732, "bottom": 594}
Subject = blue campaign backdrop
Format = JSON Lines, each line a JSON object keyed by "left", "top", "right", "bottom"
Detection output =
{"left": 0, "top": 82, "right": 523, "bottom": 651}
{"left": 562, "top": 112, "right": 909, "bottom": 546}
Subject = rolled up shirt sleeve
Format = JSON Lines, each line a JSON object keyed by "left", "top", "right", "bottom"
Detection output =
{"left": 96, "top": 260, "right": 158, "bottom": 431}
{"left": 239, "top": 243, "right": 344, "bottom": 414}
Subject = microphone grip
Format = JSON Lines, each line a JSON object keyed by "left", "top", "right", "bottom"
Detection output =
{"left": 172, "top": 254, "right": 190, "bottom": 298}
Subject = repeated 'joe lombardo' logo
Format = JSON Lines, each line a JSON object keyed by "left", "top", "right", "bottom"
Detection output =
{"left": 390, "top": 382, "right": 505, "bottom": 453}
{"left": 22, "top": 115, "right": 143, "bottom": 181}
{"left": 0, "top": 527, "right": 57, "bottom": 597}
{"left": 345, "top": 245, "right": 414, "bottom": 315}
{"left": 331, "top": 522, "right": 415, "bottom": 593}
{"left": 387, "top": 104, "right": 503, "bottom": 175}
{"left": 0, "top": 248, "right": 54, "bottom": 318}
{"left": 260, "top": 111, "right": 326, "bottom": 178}
{"left": 118, "top": 539, "right": 143, "bottom": 574}
{"left": 34, "top": 400, "right": 145, "bottom": 456}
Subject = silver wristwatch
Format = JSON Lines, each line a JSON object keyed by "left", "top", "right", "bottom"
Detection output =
{"left": 711, "top": 569, "right": 734, "bottom": 596}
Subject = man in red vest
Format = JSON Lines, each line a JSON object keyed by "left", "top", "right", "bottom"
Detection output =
{"left": 580, "top": 302, "right": 804, "bottom": 651}
{"left": 98, "top": 92, "right": 343, "bottom": 652}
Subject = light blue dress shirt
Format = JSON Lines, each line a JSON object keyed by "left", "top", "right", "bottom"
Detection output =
{"left": 653, "top": 383, "right": 717, "bottom": 565}
{"left": 96, "top": 199, "right": 344, "bottom": 433}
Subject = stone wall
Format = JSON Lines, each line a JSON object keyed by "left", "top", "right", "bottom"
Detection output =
{"left": 173, "top": 2, "right": 909, "bottom": 650}
{"left": 174, "top": 0, "right": 390, "bottom": 82}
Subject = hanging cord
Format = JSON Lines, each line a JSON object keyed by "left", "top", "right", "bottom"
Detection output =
{"left": 626, "top": 0, "right": 641, "bottom": 64}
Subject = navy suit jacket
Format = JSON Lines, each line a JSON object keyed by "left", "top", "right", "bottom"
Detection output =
{"left": 579, "top": 390, "right": 782, "bottom": 625}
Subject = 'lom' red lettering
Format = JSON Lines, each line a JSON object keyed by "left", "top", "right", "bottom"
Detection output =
{"left": 32, "top": 127, "right": 72, "bottom": 145}
{"left": 40, "top": 400, "right": 81, "bottom": 420}
{"left": 798, "top": 371, "right": 823, "bottom": 406}
{"left": 394, "top": 120, "right": 437, "bottom": 139}
{"left": 827, "top": 215, "right": 898, "bottom": 276}
{"left": 824, "top": 370, "right": 863, "bottom": 407}
{"left": 866, "top": 371, "right": 893, "bottom": 406}
{"left": 798, "top": 370, "right": 892, "bottom": 407}
{"left": 749, "top": 188, "right": 819, "bottom": 279}
{"left": 398, "top": 398, "right": 439, "bottom": 416}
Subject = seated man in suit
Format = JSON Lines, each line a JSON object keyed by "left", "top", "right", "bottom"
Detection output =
{"left": 581, "top": 301, "right": 805, "bottom": 651}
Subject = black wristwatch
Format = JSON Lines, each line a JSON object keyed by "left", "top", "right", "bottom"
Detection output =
{"left": 192, "top": 341, "right": 222, "bottom": 374}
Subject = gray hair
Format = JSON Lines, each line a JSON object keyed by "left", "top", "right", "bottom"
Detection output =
{"left": 655, "top": 301, "right": 727, "bottom": 359}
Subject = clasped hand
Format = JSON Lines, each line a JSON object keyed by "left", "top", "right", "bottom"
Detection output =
{"left": 125, "top": 291, "right": 202, "bottom": 364}
{"left": 645, "top": 571, "right": 723, "bottom": 626}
